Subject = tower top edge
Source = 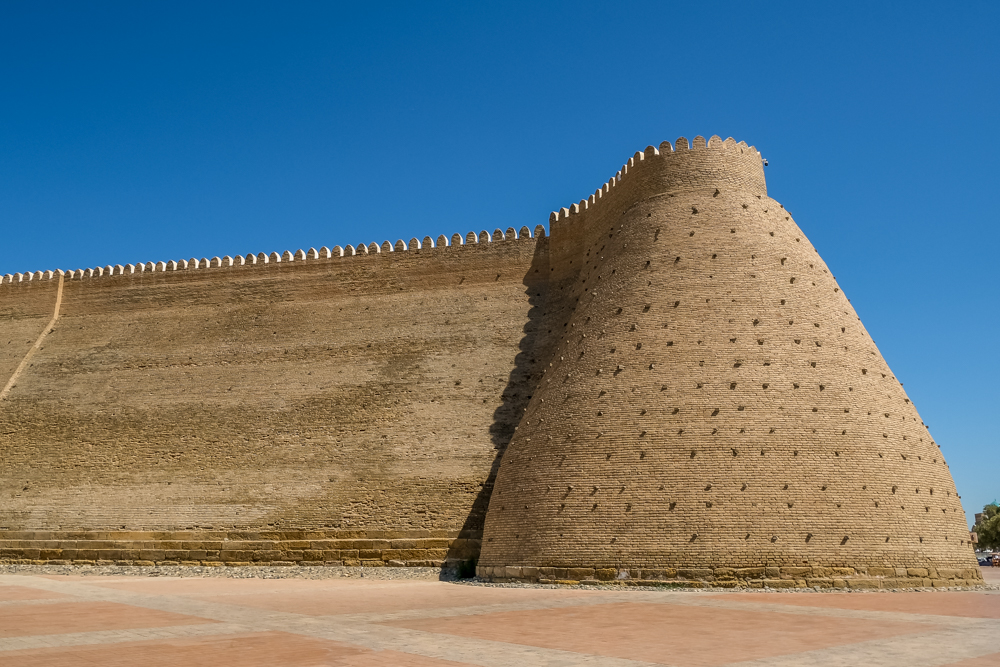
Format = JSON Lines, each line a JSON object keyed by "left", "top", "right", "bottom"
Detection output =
{"left": 548, "top": 135, "right": 766, "bottom": 224}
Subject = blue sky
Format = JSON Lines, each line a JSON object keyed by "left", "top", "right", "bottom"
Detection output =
{"left": 2, "top": 2, "right": 997, "bottom": 525}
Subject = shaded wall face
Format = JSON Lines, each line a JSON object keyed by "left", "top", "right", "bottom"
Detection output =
{"left": 0, "top": 239, "right": 547, "bottom": 538}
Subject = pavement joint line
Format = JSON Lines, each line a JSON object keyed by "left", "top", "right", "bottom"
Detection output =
{"left": 636, "top": 591, "right": 997, "bottom": 626}
{"left": 721, "top": 622, "right": 1000, "bottom": 667}
{"left": 324, "top": 593, "right": 666, "bottom": 624}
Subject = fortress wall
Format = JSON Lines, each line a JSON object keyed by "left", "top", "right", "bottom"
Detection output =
{"left": 0, "top": 279, "right": 60, "bottom": 393}
{"left": 0, "top": 134, "right": 980, "bottom": 585}
{"left": 480, "top": 136, "right": 979, "bottom": 586}
{"left": 0, "top": 233, "right": 549, "bottom": 566}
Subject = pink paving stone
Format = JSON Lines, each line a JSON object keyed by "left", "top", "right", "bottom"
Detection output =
{"left": 0, "top": 601, "right": 216, "bottom": 638}
{"left": 386, "top": 601, "right": 934, "bottom": 667}
{"left": 0, "top": 584, "right": 70, "bottom": 601}
{"left": 93, "top": 578, "right": 593, "bottom": 616}
{"left": 0, "top": 630, "right": 472, "bottom": 667}
{"left": 710, "top": 591, "right": 1000, "bottom": 619}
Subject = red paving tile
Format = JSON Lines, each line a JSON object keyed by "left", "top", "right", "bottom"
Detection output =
{"left": 711, "top": 591, "right": 1000, "bottom": 618}
{"left": 91, "top": 578, "right": 592, "bottom": 616}
{"left": 0, "top": 601, "right": 215, "bottom": 638}
{"left": 0, "top": 584, "right": 70, "bottom": 601}
{"left": 0, "top": 631, "right": 472, "bottom": 666}
{"left": 387, "top": 601, "right": 933, "bottom": 667}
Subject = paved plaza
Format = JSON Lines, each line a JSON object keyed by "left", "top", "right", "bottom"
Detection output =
{"left": 0, "top": 567, "right": 998, "bottom": 666}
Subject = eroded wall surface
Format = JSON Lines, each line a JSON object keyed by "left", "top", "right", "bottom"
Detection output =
{"left": 0, "top": 233, "right": 549, "bottom": 565}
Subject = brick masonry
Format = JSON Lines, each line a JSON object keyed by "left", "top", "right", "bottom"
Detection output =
{"left": 0, "top": 135, "right": 980, "bottom": 586}
{"left": 477, "top": 136, "right": 980, "bottom": 587}
{"left": 1, "top": 229, "right": 551, "bottom": 569}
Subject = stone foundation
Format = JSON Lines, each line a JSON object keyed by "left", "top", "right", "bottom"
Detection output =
{"left": 477, "top": 564, "right": 984, "bottom": 588}
{"left": 0, "top": 529, "right": 480, "bottom": 568}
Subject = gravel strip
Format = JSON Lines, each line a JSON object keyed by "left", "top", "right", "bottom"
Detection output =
{"left": 1, "top": 563, "right": 995, "bottom": 592}
{"left": 0, "top": 563, "right": 455, "bottom": 581}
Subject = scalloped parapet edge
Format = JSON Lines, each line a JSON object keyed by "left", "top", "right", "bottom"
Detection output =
{"left": 547, "top": 135, "right": 762, "bottom": 225}
{"left": 3, "top": 135, "right": 764, "bottom": 285}
{"left": 0, "top": 225, "right": 547, "bottom": 285}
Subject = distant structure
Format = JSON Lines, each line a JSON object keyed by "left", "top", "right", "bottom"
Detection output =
{"left": 0, "top": 136, "right": 981, "bottom": 588}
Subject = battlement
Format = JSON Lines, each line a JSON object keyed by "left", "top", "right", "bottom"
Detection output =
{"left": 549, "top": 135, "right": 765, "bottom": 225}
{"left": 1, "top": 224, "right": 547, "bottom": 285}
{"left": 2, "top": 135, "right": 761, "bottom": 286}
{"left": 541, "top": 135, "right": 767, "bottom": 284}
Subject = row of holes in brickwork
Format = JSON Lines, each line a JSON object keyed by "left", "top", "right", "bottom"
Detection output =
{"left": 533, "top": 481, "right": 954, "bottom": 497}
{"left": 505, "top": 531, "right": 971, "bottom": 547}
{"left": 536, "top": 500, "right": 959, "bottom": 517}
{"left": 499, "top": 504, "right": 965, "bottom": 546}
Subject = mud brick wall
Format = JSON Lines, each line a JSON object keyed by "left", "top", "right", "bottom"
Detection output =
{"left": 1, "top": 229, "right": 550, "bottom": 567}
{"left": 1, "top": 135, "right": 980, "bottom": 582}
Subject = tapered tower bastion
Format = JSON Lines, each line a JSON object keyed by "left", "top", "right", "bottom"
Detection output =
{"left": 478, "top": 135, "right": 979, "bottom": 586}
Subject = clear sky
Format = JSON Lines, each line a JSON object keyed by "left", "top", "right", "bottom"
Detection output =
{"left": 2, "top": 2, "right": 997, "bottom": 525}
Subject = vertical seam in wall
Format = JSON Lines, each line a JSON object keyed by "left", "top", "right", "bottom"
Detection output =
{"left": 0, "top": 273, "right": 64, "bottom": 401}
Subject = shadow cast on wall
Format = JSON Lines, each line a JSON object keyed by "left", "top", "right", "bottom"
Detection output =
{"left": 445, "top": 236, "right": 552, "bottom": 577}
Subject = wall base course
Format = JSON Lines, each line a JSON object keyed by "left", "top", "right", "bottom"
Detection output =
{"left": 0, "top": 530, "right": 479, "bottom": 569}
{"left": 476, "top": 564, "right": 985, "bottom": 589}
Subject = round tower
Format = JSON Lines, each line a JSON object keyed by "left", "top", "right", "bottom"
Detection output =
{"left": 478, "top": 135, "right": 980, "bottom": 587}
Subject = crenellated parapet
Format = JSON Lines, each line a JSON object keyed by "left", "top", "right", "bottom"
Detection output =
{"left": 541, "top": 136, "right": 766, "bottom": 285}
{"left": 548, "top": 135, "right": 764, "bottom": 224}
{"left": 2, "top": 135, "right": 758, "bottom": 286}
{"left": 0, "top": 224, "right": 547, "bottom": 286}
